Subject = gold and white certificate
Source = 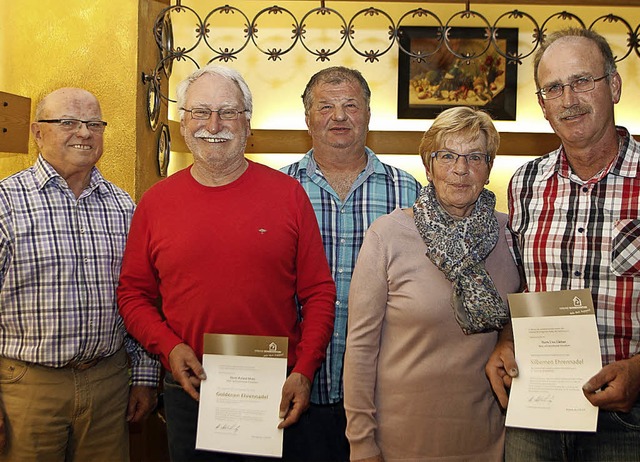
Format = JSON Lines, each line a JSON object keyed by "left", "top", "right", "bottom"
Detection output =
{"left": 196, "top": 334, "right": 288, "bottom": 457}
{"left": 505, "top": 289, "right": 602, "bottom": 432}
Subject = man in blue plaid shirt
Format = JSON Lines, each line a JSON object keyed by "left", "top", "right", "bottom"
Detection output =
{"left": 282, "top": 67, "right": 421, "bottom": 461}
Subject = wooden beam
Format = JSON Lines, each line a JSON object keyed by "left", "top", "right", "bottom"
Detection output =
{"left": 497, "top": 132, "right": 561, "bottom": 156}
{"left": 169, "top": 120, "right": 563, "bottom": 156}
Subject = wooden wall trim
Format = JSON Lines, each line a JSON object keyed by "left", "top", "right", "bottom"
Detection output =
{"left": 168, "top": 120, "right": 563, "bottom": 156}
{"left": 0, "top": 92, "right": 31, "bottom": 154}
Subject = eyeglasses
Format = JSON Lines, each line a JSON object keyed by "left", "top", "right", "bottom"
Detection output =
{"left": 431, "top": 150, "right": 490, "bottom": 167}
{"left": 37, "top": 119, "right": 108, "bottom": 133}
{"left": 181, "top": 107, "right": 246, "bottom": 120}
{"left": 536, "top": 74, "right": 609, "bottom": 100}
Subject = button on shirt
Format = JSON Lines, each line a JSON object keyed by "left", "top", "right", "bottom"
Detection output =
{"left": 0, "top": 156, "right": 159, "bottom": 386}
{"left": 282, "top": 148, "right": 421, "bottom": 404}
{"left": 508, "top": 127, "right": 640, "bottom": 366}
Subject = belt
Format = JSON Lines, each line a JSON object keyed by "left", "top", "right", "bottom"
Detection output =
{"left": 65, "top": 357, "right": 102, "bottom": 371}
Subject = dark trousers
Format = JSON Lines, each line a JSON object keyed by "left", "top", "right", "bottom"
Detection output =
{"left": 283, "top": 402, "right": 350, "bottom": 462}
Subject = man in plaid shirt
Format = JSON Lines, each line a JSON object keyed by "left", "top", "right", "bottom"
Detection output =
{"left": 0, "top": 88, "right": 159, "bottom": 460}
{"left": 486, "top": 28, "right": 640, "bottom": 460}
{"left": 282, "top": 67, "right": 420, "bottom": 461}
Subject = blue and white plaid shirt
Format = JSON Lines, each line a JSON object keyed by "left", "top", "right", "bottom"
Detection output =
{"left": 282, "top": 148, "right": 421, "bottom": 404}
{"left": 0, "top": 156, "right": 159, "bottom": 386}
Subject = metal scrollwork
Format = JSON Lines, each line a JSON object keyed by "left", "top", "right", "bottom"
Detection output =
{"left": 150, "top": 3, "right": 640, "bottom": 66}
{"left": 589, "top": 14, "right": 636, "bottom": 62}
{"left": 250, "top": 6, "right": 298, "bottom": 61}
{"left": 395, "top": 9, "right": 444, "bottom": 62}
{"left": 492, "top": 10, "right": 539, "bottom": 64}
{"left": 203, "top": 6, "right": 252, "bottom": 62}
{"left": 299, "top": 6, "right": 348, "bottom": 61}
{"left": 443, "top": 10, "right": 493, "bottom": 61}
{"left": 347, "top": 8, "right": 396, "bottom": 63}
{"left": 142, "top": 2, "right": 640, "bottom": 121}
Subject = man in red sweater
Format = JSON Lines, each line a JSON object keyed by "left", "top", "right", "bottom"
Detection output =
{"left": 117, "top": 65, "right": 336, "bottom": 461}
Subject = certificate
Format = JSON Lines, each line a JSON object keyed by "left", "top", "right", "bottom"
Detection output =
{"left": 505, "top": 289, "right": 602, "bottom": 431}
{"left": 196, "top": 334, "right": 288, "bottom": 457}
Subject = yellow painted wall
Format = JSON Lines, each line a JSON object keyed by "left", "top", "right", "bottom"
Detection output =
{"left": 0, "top": 0, "right": 139, "bottom": 195}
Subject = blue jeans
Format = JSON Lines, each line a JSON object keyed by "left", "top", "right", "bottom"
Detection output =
{"left": 506, "top": 403, "right": 640, "bottom": 461}
{"left": 164, "top": 372, "right": 293, "bottom": 462}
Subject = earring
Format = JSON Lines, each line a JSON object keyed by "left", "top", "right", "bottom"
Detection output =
{"left": 485, "top": 179, "right": 490, "bottom": 185}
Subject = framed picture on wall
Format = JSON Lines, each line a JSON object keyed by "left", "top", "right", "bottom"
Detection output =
{"left": 397, "top": 26, "right": 518, "bottom": 120}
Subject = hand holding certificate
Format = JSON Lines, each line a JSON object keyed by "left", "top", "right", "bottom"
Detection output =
{"left": 506, "top": 289, "right": 602, "bottom": 432}
{"left": 196, "top": 334, "right": 288, "bottom": 457}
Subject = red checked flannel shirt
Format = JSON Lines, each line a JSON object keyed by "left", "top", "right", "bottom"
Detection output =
{"left": 508, "top": 127, "right": 640, "bottom": 366}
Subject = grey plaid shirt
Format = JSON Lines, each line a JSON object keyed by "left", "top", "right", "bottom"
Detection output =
{"left": 0, "top": 156, "right": 159, "bottom": 386}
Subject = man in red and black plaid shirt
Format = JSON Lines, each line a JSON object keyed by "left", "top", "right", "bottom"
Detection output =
{"left": 486, "top": 28, "right": 640, "bottom": 461}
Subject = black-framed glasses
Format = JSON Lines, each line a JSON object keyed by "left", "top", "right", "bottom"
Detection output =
{"left": 181, "top": 107, "right": 246, "bottom": 120}
{"left": 37, "top": 119, "right": 108, "bottom": 133}
{"left": 536, "top": 74, "right": 609, "bottom": 100}
{"left": 431, "top": 150, "right": 490, "bottom": 167}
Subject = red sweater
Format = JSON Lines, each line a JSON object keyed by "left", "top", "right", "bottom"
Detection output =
{"left": 117, "top": 161, "right": 335, "bottom": 380}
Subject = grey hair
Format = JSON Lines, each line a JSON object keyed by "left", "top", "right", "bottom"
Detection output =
{"left": 175, "top": 64, "right": 253, "bottom": 121}
{"left": 301, "top": 66, "right": 371, "bottom": 115}
{"left": 533, "top": 28, "right": 617, "bottom": 90}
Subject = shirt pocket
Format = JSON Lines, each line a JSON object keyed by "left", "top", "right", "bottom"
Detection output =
{"left": 611, "top": 219, "right": 640, "bottom": 277}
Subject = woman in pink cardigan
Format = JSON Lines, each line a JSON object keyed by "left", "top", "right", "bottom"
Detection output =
{"left": 344, "top": 107, "right": 520, "bottom": 462}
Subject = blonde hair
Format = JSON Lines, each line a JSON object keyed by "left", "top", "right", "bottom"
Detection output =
{"left": 419, "top": 106, "right": 499, "bottom": 172}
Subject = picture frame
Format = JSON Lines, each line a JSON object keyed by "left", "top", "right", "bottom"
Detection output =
{"left": 397, "top": 26, "right": 518, "bottom": 120}
{"left": 157, "top": 123, "right": 171, "bottom": 177}
{"left": 146, "top": 77, "right": 161, "bottom": 131}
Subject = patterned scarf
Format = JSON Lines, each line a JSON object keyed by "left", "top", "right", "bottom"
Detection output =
{"left": 413, "top": 184, "right": 509, "bottom": 334}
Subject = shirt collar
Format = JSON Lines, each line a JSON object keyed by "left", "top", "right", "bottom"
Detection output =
{"left": 610, "top": 127, "right": 640, "bottom": 178}
{"left": 544, "top": 126, "right": 637, "bottom": 182}
{"left": 299, "top": 146, "right": 390, "bottom": 178}
{"left": 34, "top": 154, "right": 109, "bottom": 196}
